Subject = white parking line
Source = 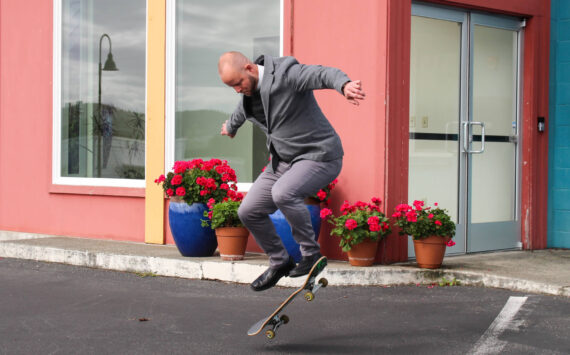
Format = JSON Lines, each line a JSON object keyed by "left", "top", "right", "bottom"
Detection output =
{"left": 468, "top": 296, "right": 528, "bottom": 355}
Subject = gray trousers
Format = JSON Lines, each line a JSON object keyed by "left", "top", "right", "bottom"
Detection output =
{"left": 238, "top": 158, "right": 342, "bottom": 267}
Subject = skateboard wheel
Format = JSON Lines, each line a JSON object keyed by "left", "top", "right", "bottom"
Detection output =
{"left": 318, "top": 278, "right": 328, "bottom": 287}
{"left": 304, "top": 291, "right": 315, "bottom": 301}
{"left": 265, "top": 329, "right": 275, "bottom": 339}
{"left": 280, "top": 315, "right": 289, "bottom": 324}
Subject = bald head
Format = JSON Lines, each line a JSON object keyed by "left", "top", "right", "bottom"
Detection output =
{"left": 218, "top": 51, "right": 258, "bottom": 96}
{"left": 218, "top": 51, "right": 251, "bottom": 74}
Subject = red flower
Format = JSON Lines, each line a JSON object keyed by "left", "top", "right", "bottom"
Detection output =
{"left": 345, "top": 219, "right": 358, "bottom": 230}
{"left": 413, "top": 200, "right": 424, "bottom": 211}
{"left": 446, "top": 239, "right": 456, "bottom": 247}
{"left": 406, "top": 211, "right": 417, "bottom": 222}
{"left": 435, "top": 220, "right": 442, "bottom": 226}
{"left": 200, "top": 190, "right": 208, "bottom": 196}
{"left": 208, "top": 211, "right": 213, "bottom": 219}
{"left": 320, "top": 208, "right": 333, "bottom": 219}
{"left": 367, "top": 216, "right": 380, "bottom": 225}
{"left": 166, "top": 188, "right": 174, "bottom": 196}
{"left": 371, "top": 197, "right": 382, "bottom": 205}
{"left": 175, "top": 187, "right": 186, "bottom": 196}
{"left": 369, "top": 223, "right": 381, "bottom": 232}
{"left": 207, "top": 198, "right": 216, "bottom": 209}
{"left": 154, "top": 174, "right": 165, "bottom": 184}
{"left": 428, "top": 213, "right": 434, "bottom": 219}
{"left": 220, "top": 183, "right": 229, "bottom": 190}
{"left": 171, "top": 174, "right": 183, "bottom": 186}
{"left": 317, "top": 190, "right": 327, "bottom": 201}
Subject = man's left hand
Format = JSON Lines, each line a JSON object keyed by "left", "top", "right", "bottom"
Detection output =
{"left": 343, "top": 80, "right": 366, "bottom": 106}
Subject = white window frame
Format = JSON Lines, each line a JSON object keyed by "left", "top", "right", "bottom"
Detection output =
{"left": 52, "top": 0, "right": 147, "bottom": 188}
{"left": 165, "top": 0, "right": 284, "bottom": 191}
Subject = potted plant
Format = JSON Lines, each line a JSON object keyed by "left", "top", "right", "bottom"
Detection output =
{"left": 321, "top": 197, "right": 391, "bottom": 266}
{"left": 392, "top": 200, "right": 456, "bottom": 269}
{"left": 202, "top": 195, "right": 249, "bottom": 261}
{"left": 155, "top": 158, "right": 239, "bottom": 257}
{"left": 269, "top": 179, "right": 338, "bottom": 262}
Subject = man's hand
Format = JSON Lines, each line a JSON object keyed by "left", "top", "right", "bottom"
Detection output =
{"left": 220, "top": 121, "right": 235, "bottom": 138}
{"left": 343, "top": 80, "right": 366, "bottom": 106}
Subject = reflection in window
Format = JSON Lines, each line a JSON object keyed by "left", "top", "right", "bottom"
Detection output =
{"left": 60, "top": 0, "right": 146, "bottom": 179}
{"left": 175, "top": 0, "right": 281, "bottom": 183}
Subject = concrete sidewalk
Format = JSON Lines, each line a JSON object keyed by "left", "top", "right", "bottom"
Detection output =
{"left": 1, "top": 230, "right": 568, "bottom": 297}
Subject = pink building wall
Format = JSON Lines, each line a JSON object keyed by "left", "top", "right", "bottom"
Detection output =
{"left": 0, "top": 0, "right": 145, "bottom": 242}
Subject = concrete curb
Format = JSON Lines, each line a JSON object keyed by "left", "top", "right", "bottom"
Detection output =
{"left": 0, "top": 232, "right": 568, "bottom": 297}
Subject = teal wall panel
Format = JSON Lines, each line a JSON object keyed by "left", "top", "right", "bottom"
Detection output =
{"left": 548, "top": 0, "right": 570, "bottom": 248}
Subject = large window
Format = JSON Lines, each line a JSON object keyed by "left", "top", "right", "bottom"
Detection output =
{"left": 54, "top": 0, "right": 146, "bottom": 186}
{"left": 173, "top": 0, "right": 281, "bottom": 184}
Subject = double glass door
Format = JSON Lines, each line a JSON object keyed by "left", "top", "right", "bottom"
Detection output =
{"left": 408, "top": 4, "right": 524, "bottom": 255}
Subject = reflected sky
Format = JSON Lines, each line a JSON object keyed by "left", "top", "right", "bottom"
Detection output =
{"left": 176, "top": 0, "right": 280, "bottom": 113}
{"left": 62, "top": 0, "right": 146, "bottom": 113}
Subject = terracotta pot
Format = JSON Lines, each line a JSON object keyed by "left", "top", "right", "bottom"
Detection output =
{"left": 347, "top": 239, "right": 379, "bottom": 267}
{"left": 215, "top": 227, "right": 250, "bottom": 261}
{"left": 412, "top": 235, "right": 449, "bottom": 269}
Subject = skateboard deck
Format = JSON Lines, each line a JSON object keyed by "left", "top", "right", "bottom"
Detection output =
{"left": 247, "top": 256, "right": 328, "bottom": 338}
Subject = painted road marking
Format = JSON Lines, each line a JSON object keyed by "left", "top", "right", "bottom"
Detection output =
{"left": 468, "top": 296, "right": 528, "bottom": 355}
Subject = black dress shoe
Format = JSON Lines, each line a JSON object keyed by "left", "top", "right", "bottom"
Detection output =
{"left": 250, "top": 257, "right": 296, "bottom": 292}
{"left": 289, "top": 252, "right": 322, "bottom": 278}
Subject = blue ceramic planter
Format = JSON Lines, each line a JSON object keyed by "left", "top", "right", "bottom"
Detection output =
{"left": 168, "top": 201, "right": 217, "bottom": 257}
{"left": 269, "top": 204, "right": 321, "bottom": 263}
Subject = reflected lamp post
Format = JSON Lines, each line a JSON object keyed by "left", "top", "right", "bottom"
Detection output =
{"left": 97, "top": 33, "right": 118, "bottom": 177}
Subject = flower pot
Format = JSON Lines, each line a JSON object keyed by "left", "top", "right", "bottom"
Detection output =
{"left": 347, "top": 239, "right": 379, "bottom": 267}
{"left": 168, "top": 201, "right": 217, "bottom": 257}
{"left": 269, "top": 204, "right": 321, "bottom": 263}
{"left": 215, "top": 227, "right": 250, "bottom": 261}
{"left": 412, "top": 235, "right": 449, "bottom": 269}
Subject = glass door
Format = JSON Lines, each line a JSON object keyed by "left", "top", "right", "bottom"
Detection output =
{"left": 466, "top": 14, "right": 523, "bottom": 252}
{"left": 409, "top": 4, "right": 523, "bottom": 256}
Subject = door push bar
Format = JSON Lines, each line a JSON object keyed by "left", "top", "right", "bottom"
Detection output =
{"left": 462, "top": 121, "right": 486, "bottom": 154}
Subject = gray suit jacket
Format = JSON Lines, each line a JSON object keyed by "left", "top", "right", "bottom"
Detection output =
{"left": 226, "top": 55, "right": 350, "bottom": 172}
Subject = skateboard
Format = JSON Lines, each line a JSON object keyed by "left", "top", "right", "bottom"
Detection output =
{"left": 247, "top": 256, "right": 328, "bottom": 339}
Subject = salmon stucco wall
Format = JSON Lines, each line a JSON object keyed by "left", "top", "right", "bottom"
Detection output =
{"left": 286, "top": 0, "right": 396, "bottom": 261}
{"left": 0, "top": 0, "right": 145, "bottom": 242}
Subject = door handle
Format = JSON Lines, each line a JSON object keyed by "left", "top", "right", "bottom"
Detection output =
{"left": 462, "top": 121, "right": 486, "bottom": 154}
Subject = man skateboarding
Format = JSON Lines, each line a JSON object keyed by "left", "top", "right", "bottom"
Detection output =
{"left": 218, "top": 51, "right": 365, "bottom": 291}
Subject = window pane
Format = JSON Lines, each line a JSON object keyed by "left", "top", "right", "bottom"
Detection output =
{"left": 175, "top": 0, "right": 280, "bottom": 183}
{"left": 61, "top": 0, "right": 146, "bottom": 179}
{"left": 409, "top": 16, "right": 461, "bottom": 223}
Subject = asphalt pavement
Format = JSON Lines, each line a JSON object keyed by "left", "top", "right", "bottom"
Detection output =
{"left": 1, "top": 258, "right": 569, "bottom": 354}
{"left": 0, "top": 230, "right": 569, "bottom": 297}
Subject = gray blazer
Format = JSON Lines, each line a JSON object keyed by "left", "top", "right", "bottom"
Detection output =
{"left": 226, "top": 55, "right": 350, "bottom": 172}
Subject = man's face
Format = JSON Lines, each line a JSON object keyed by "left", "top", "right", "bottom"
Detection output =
{"left": 220, "top": 65, "right": 257, "bottom": 96}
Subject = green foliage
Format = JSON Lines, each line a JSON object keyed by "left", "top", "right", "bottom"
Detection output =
{"left": 202, "top": 200, "right": 243, "bottom": 229}
{"left": 439, "top": 277, "right": 460, "bottom": 286}
{"left": 323, "top": 198, "right": 391, "bottom": 252}
{"left": 393, "top": 201, "right": 456, "bottom": 241}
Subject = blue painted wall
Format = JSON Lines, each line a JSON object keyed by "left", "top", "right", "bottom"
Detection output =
{"left": 548, "top": 0, "right": 570, "bottom": 248}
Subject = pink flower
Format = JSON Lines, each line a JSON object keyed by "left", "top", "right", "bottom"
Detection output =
{"left": 371, "top": 197, "right": 382, "bottom": 205}
{"left": 154, "top": 174, "right": 165, "bottom": 184}
{"left": 369, "top": 223, "right": 381, "bottom": 232}
{"left": 406, "top": 211, "right": 418, "bottom": 222}
{"left": 413, "top": 200, "right": 424, "bottom": 211}
{"left": 175, "top": 187, "right": 186, "bottom": 196}
{"left": 367, "top": 216, "right": 380, "bottom": 225}
{"left": 392, "top": 212, "right": 402, "bottom": 218}
{"left": 435, "top": 220, "right": 442, "bottom": 226}
{"left": 434, "top": 202, "right": 439, "bottom": 206}
{"left": 200, "top": 190, "right": 208, "bottom": 196}
{"left": 166, "top": 188, "right": 174, "bottom": 197}
{"left": 207, "top": 198, "right": 216, "bottom": 209}
{"left": 171, "top": 174, "right": 183, "bottom": 186}
{"left": 317, "top": 190, "right": 327, "bottom": 201}
{"left": 345, "top": 219, "right": 358, "bottom": 230}
{"left": 428, "top": 213, "right": 434, "bottom": 219}
{"left": 446, "top": 239, "right": 456, "bottom": 247}
{"left": 320, "top": 208, "right": 333, "bottom": 219}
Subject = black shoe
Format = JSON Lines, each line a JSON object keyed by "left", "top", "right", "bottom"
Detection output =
{"left": 288, "top": 252, "right": 322, "bottom": 278}
{"left": 250, "top": 257, "right": 296, "bottom": 292}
